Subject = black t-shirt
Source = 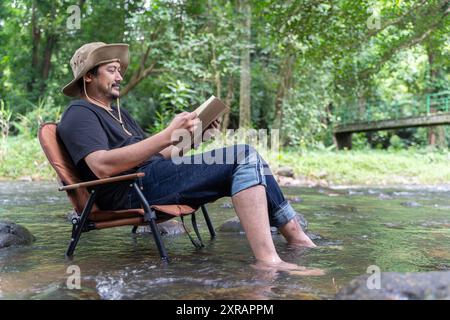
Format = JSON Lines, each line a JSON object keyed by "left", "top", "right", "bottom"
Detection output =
{"left": 57, "top": 99, "right": 156, "bottom": 210}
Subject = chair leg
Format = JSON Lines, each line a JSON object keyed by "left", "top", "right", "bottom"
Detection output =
{"left": 131, "top": 226, "right": 138, "bottom": 234}
{"left": 191, "top": 213, "right": 204, "bottom": 247}
{"left": 133, "top": 183, "right": 169, "bottom": 262}
{"left": 180, "top": 215, "right": 203, "bottom": 249}
{"left": 201, "top": 204, "right": 216, "bottom": 238}
{"left": 66, "top": 190, "right": 97, "bottom": 257}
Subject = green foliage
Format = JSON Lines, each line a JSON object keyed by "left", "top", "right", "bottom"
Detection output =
{"left": 0, "top": 136, "right": 55, "bottom": 179}
{"left": 146, "top": 79, "right": 200, "bottom": 134}
{"left": 11, "top": 97, "right": 62, "bottom": 138}
{"left": 2, "top": 135, "right": 450, "bottom": 185}
{"left": 352, "top": 133, "right": 370, "bottom": 151}
{"left": 388, "top": 134, "right": 405, "bottom": 151}
{"left": 281, "top": 89, "right": 329, "bottom": 148}
{"left": 0, "top": 0, "right": 448, "bottom": 150}
{"left": 160, "top": 79, "right": 198, "bottom": 113}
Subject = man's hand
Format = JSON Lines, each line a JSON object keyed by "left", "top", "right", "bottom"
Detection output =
{"left": 203, "top": 119, "right": 221, "bottom": 142}
{"left": 163, "top": 112, "right": 200, "bottom": 144}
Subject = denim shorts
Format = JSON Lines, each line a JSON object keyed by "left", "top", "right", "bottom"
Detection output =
{"left": 128, "top": 144, "right": 296, "bottom": 228}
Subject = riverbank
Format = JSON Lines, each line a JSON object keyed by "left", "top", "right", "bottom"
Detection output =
{"left": 267, "top": 148, "right": 450, "bottom": 187}
{"left": 1, "top": 136, "right": 450, "bottom": 186}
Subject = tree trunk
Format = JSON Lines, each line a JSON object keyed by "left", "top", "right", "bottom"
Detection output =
{"left": 273, "top": 54, "right": 295, "bottom": 131}
{"left": 238, "top": 0, "right": 251, "bottom": 128}
{"left": 426, "top": 44, "right": 446, "bottom": 147}
{"left": 29, "top": 0, "right": 40, "bottom": 92}
{"left": 222, "top": 77, "right": 234, "bottom": 131}
{"left": 120, "top": 30, "right": 164, "bottom": 97}
{"left": 42, "top": 34, "right": 56, "bottom": 81}
{"left": 211, "top": 43, "right": 221, "bottom": 100}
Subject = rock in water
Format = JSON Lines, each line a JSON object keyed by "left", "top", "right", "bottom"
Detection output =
{"left": 335, "top": 271, "right": 450, "bottom": 300}
{"left": 136, "top": 220, "right": 186, "bottom": 236}
{"left": 219, "top": 213, "right": 309, "bottom": 234}
{"left": 217, "top": 217, "right": 245, "bottom": 233}
{"left": 276, "top": 167, "right": 295, "bottom": 178}
{"left": 287, "top": 196, "right": 303, "bottom": 203}
{"left": 400, "top": 201, "right": 421, "bottom": 208}
{"left": 220, "top": 203, "right": 234, "bottom": 209}
{"left": 0, "top": 221, "right": 35, "bottom": 249}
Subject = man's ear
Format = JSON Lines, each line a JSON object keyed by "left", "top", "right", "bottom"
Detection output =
{"left": 84, "top": 73, "right": 94, "bottom": 83}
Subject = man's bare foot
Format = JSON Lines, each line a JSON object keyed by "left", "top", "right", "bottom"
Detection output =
{"left": 279, "top": 218, "right": 317, "bottom": 248}
{"left": 252, "top": 260, "right": 325, "bottom": 276}
{"left": 287, "top": 233, "right": 317, "bottom": 248}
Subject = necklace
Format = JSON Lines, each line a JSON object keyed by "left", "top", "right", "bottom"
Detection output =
{"left": 83, "top": 80, "right": 133, "bottom": 136}
{"left": 103, "top": 101, "right": 133, "bottom": 136}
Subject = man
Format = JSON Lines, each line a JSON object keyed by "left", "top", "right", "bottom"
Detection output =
{"left": 58, "top": 42, "right": 319, "bottom": 272}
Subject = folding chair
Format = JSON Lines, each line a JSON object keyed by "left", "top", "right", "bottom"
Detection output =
{"left": 38, "top": 122, "right": 216, "bottom": 262}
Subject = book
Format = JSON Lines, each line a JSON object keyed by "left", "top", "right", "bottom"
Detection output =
{"left": 194, "top": 95, "right": 230, "bottom": 130}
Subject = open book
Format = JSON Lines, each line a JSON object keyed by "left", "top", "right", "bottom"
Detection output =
{"left": 194, "top": 95, "right": 230, "bottom": 130}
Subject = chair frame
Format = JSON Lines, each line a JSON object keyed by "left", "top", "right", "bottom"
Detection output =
{"left": 62, "top": 169, "right": 216, "bottom": 264}
{"left": 39, "top": 123, "right": 216, "bottom": 263}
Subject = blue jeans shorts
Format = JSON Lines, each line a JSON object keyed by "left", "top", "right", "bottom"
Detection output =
{"left": 128, "top": 144, "right": 296, "bottom": 228}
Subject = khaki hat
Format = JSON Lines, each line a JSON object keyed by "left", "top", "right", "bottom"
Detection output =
{"left": 62, "top": 42, "right": 129, "bottom": 97}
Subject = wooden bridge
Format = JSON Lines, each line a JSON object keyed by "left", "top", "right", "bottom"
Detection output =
{"left": 333, "top": 91, "right": 450, "bottom": 149}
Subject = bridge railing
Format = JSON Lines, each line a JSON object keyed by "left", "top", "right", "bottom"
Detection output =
{"left": 427, "top": 91, "right": 450, "bottom": 115}
{"left": 337, "top": 91, "right": 450, "bottom": 125}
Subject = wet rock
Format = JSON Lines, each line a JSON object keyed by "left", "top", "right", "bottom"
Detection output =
{"left": 321, "top": 205, "right": 358, "bottom": 213}
{"left": 419, "top": 221, "right": 450, "bottom": 228}
{"left": 336, "top": 271, "right": 450, "bottom": 300}
{"left": 401, "top": 201, "right": 421, "bottom": 208}
{"left": 435, "top": 264, "right": 450, "bottom": 271}
{"left": 217, "top": 217, "right": 245, "bottom": 233}
{"left": 219, "top": 213, "right": 309, "bottom": 234}
{"left": 306, "top": 232, "right": 322, "bottom": 241}
{"left": 276, "top": 167, "right": 295, "bottom": 178}
{"left": 327, "top": 193, "right": 341, "bottom": 197}
{"left": 0, "top": 221, "right": 35, "bottom": 249}
{"left": 136, "top": 220, "right": 186, "bottom": 236}
{"left": 378, "top": 194, "right": 394, "bottom": 200}
{"left": 286, "top": 196, "right": 303, "bottom": 203}
{"left": 276, "top": 176, "right": 303, "bottom": 187}
{"left": 382, "top": 223, "right": 405, "bottom": 229}
{"left": 348, "top": 190, "right": 364, "bottom": 196}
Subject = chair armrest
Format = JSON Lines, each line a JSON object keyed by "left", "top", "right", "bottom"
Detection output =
{"left": 58, "top": 172, "right": 145, "bottom": 191}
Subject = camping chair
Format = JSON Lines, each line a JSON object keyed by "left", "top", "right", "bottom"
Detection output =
{"left": 38, "top": 122, "right": 216, "bottom": 262}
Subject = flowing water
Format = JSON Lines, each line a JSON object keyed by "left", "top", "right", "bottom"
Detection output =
{"left": 1, "top": 181, "right": 450, "bottom": 300}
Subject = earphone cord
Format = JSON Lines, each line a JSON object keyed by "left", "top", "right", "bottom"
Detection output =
{"left": 83, "top": 78, "right": 132, "bottom": 136}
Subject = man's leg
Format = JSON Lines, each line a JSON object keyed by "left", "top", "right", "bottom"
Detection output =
{"left": 232, "top": 185, "right": 307, "bottom": 270}
{"left": 264, "top": 173, "right": 316, "bottom": 247}
{"left": 278, "top": 219, "right": 316, "bottom": 247}
{"left": 232, "top": 185, "right": 280, "bottom": 264}
{"left": 132, "top": 145, "right": 316, "bottom": 270}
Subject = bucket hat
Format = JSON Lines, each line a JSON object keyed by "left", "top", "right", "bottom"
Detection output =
{"left": 62, "top": 42, "right": 129, "bottom": 97}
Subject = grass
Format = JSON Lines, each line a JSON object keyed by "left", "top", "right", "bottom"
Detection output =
{"left": 0, "top": 136, "right": 55, "bottom": 180}
{"left": 267, "top": 148, "right": 450, "bottom": 186}
{"left": 1, "top": 135, "right": 450, "bottom": 186}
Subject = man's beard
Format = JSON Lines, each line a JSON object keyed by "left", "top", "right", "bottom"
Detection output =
{"left": 108, "top": 84, "right": 120, "bottom": 99}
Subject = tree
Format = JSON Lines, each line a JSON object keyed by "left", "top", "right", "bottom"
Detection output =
{"left": 238, "top": 0, "right": 251, "bottom": 128}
